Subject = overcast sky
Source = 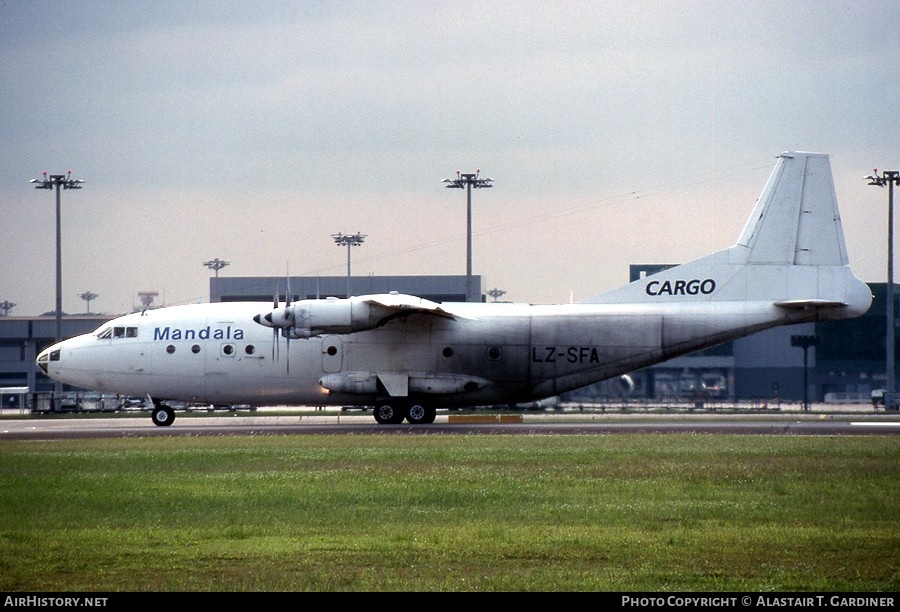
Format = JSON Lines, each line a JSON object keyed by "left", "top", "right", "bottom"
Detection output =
{"left": 1, "top": 0, "right": 897, "bottom": 316}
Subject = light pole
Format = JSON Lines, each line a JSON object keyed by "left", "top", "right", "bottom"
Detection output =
{"left": 332, "top": 232, "right": 366, "bottom": 297}
{"left": 0, "top": 301, "right": 15, "bottom": 317}
{"left": 443, "top": 169, "right": 493, "bottom": 302}
{"left": 487, "top": 288, "right": 506, "bottom": 302}
{"left": 203, "top": 258, "right": 230, "bottom": 277}
{"left": 791, "top": 334, "right": 819, "bottom": 411}
{"left": 137, "top": 291, "right": 159, "bottom": 311}
{"left": 79, "top": 291, "right": 98, "bottom": 314}
{"left": 867, "top": 168, "right": 900, "bottom": 409}
{"left": 30, "top": 170, "right": 84, "bottom": 341}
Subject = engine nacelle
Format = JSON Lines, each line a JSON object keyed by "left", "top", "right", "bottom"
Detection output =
{"left": 290, "top": 298, "right": 353, "bottom": 338}
{"left": 255, "top": 297, "right": 383, "bottom": 338}
{"left": 319, "top": 372, "right": 494, "bottom": 396}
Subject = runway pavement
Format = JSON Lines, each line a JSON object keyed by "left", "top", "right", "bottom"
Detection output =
{"left": 2, "top": 403, "right": 898, "bottom": 440}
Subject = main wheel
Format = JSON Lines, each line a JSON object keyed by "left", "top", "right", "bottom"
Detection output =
{"left": 151, "top": 406, "right": 175, "bottom": 427}
{"left": 373, "top": 402, "right": 405, "bottom": 424}
{"left": 406, "top": 403, "right": 436, "bottom": 425}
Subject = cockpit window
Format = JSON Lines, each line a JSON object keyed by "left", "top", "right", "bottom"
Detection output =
{"left": 96, "top": 326, "right": 137, "bottom": 340}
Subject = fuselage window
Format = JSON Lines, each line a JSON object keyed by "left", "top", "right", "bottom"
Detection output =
{"left": 191, "top": 344, "right": 201, "bottom": 354}
{"left": 166, "top": 345, "right": 176, "bottom": 354}
{"left": 114, "top": 327, "right": 126, "bottom": 339}
{"left": 126, "top": 327, "right": 138, "bottom": 338}
{"left": 443, "top": 347, "right": 454, "bottom": 358}
{"left": 326, "top": 345, "right": 337, "bottom": 356}
{"left": 245, "top": 345, "right": 255, "bottom": 355}
{"left": 222, "top": 344, "right": 235, "bottom": 356}
{"left": 487, "top": 347, "right": 502, "bottom": 361}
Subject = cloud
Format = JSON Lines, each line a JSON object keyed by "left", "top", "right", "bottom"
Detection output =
{"left": 1, "top": 0, "right": 897, "bottom": 314}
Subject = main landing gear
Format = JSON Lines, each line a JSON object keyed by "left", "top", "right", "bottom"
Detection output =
{"left": 373, "top": 400, "right": 436, "bottom": 425}
{"left": 151, "top": 404, "right": 176, "bottom": 426}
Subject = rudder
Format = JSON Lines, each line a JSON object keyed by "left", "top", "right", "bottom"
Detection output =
{"left": 737, "top": 152, "right": 848, "bottom": 266}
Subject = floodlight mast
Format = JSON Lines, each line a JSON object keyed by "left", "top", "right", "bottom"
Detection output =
{"left": 203, "top": 258, "right": 230, "bottom": 278}
{"left": 78, "top": 291, "right": 98, "bottom": 314}
{"left": 30, "top": 171, "right": 84, "bottom": 341}
{"left": 137, "top": 291, "right": 159, "bottom": 311}
{"left": 332, "top": 232, "right": 366, "bottom": 297}
{"left": 443, "top": 169, "right": 493, "bottom": 302}
{"left": 867, "top": 168, "right": 900, "bottom": 408}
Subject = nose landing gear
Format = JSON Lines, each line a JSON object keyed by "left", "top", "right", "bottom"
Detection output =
{"left": 151, "top": 404, "right": 175, "bottom": 426}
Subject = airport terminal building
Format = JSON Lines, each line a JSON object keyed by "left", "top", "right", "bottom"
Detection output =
{"left": 2, "top": 273, "right": 892, "bottom": 408}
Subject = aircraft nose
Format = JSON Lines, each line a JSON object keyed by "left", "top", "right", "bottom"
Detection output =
{"left": 36, "top": 344, "right": 61, "bottom": 374}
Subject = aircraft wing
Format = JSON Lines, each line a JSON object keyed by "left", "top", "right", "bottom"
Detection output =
{"left": 361, "top": 293, "right": 469, "bottom": 325}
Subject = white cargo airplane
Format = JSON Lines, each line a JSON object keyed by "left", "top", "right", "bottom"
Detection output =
{"left": 37, "top": 152, "right": 872, "bottom": 426}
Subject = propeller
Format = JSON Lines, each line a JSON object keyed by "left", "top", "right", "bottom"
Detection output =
{"left": 253, "top": 271, "right": 296, "bottom": 374}
{"left": 283, "top": 275, "right": 292, "bottom": 374}
{"left": 271, "top": 290, "right": 279, "bottom": 362}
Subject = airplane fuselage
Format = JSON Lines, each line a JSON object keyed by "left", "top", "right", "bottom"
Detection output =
{"left": 39, "top": 297, "right": 838, "bottom": 410}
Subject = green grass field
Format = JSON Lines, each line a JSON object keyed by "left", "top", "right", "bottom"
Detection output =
{"left": 0, "top": 434, "right": 897, "bottom": 592}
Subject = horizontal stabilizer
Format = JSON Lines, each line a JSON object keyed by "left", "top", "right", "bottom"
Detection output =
{"left": 774, "top": 299, "right": 847, "bottom": 310}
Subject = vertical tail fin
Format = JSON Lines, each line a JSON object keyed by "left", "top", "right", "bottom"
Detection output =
{"left": 737, "top": 152, "right": 848, "bottom": 266}
{"left": 585, "top": 151, "right": 872, "bottom": 320}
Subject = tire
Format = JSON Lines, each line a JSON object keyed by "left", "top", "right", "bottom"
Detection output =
{"left": 406, "top": 403, "right": 436, "bottom": 425}
{"left": 422, "top": 406, "right": 436, "bottom": 424}
{"left": 373, "top": 402, "right": 404, "bottom": 424}
{"left": 151, "top": 406, "right": 175, "bottom": 427}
